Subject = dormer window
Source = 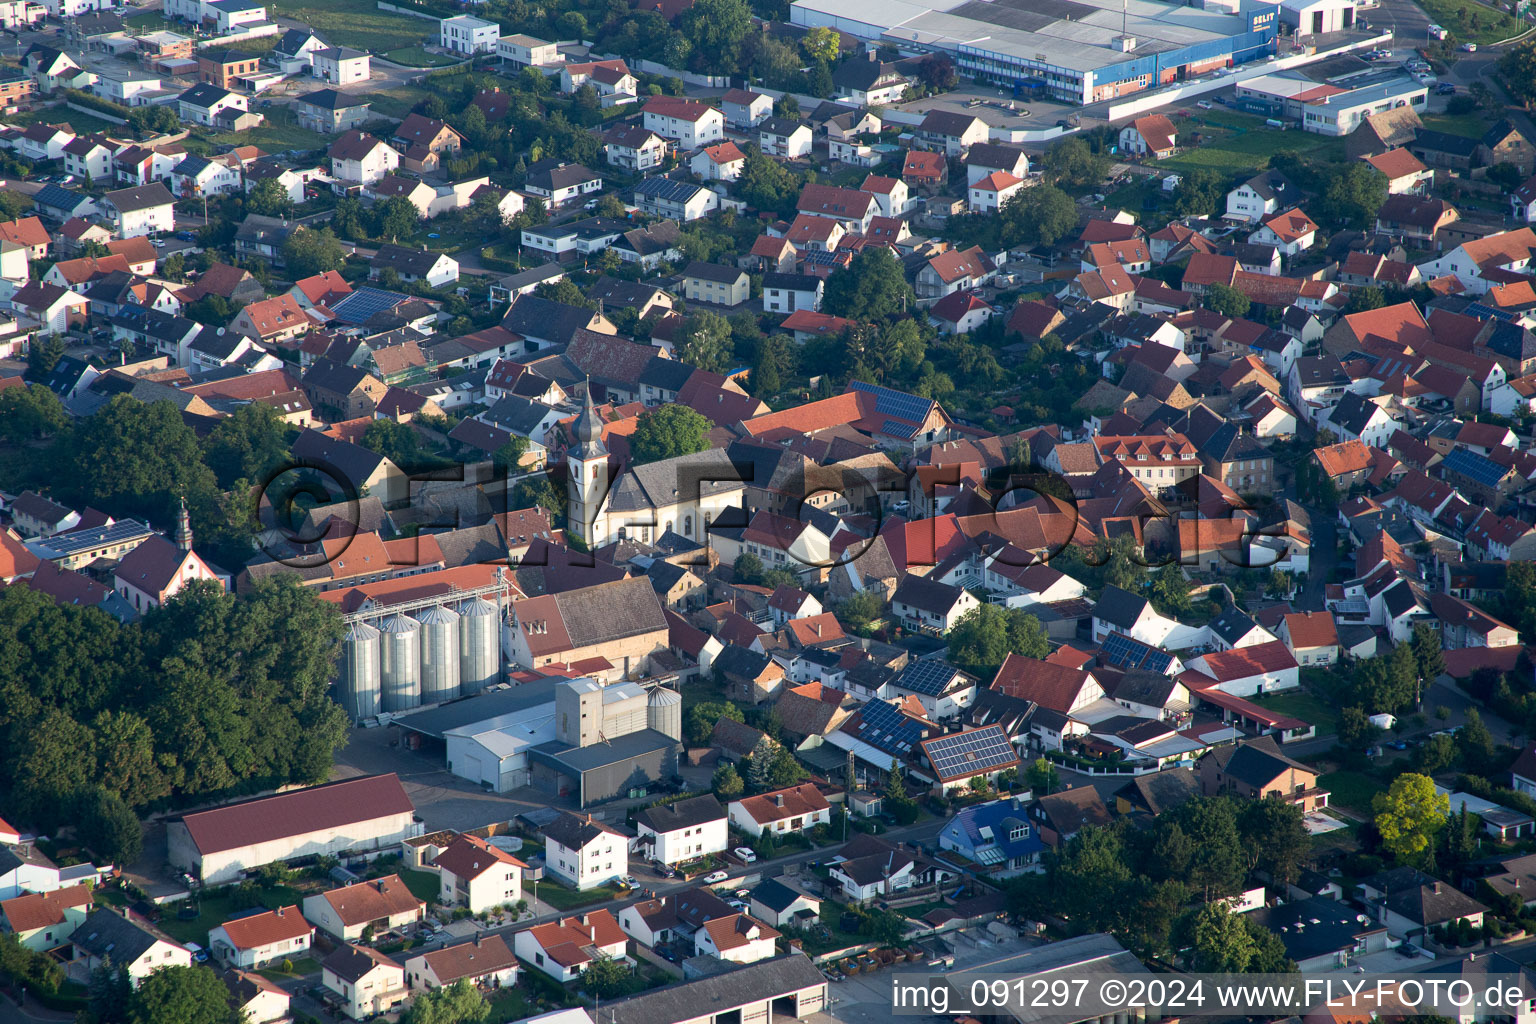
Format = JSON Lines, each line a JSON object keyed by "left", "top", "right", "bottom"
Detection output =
{"left": 1010, "top": 825, "right": 1029, "bottom": 841}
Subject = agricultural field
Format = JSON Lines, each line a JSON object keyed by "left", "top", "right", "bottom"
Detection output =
{"left": 269, "top": 0, "right": 436, "bottom": 53}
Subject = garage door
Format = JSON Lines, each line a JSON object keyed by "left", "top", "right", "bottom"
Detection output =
{"left": 459, "top": 753, "right": 482, "bottom": 785}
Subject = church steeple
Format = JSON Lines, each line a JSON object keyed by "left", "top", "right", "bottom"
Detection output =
{"left": 567, "top": 381, "right": 609, "bottom": 545}
{"left": 174, "top": 495, "right": 192, "bottom": 553}
{"left": 572, "top": 381, "right": 608, "bottom": 459}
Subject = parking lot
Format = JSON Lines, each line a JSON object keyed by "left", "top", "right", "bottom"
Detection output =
{"left": 814, "top": 929, "right": 1042, "bottom": 1024}
{"left": 894, "top": 85, "right": 1083, "bottom": 132}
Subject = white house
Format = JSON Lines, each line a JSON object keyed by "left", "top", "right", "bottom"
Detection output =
{"left": 404, "top": 935, "right": 518, "bottom": 993}
{"left": 694, "top": 914, "right": 780, "bottom": 964}
{"left": 208, "top": 906, "right": 313, "bottom": 969}
{"left": 178, "top": 82, "right": 246, "bottom": 126}
{"left": 969, "top": 171, "right": 1024, "bottom": 213}
{"left": 540, "top": 812, "right": 628, "bottom": 890}
{"left": 439, "top": 14, "right": 499, "bottom": 54}
{"left": 320, "top": 944, "right": 408, "bottom": 1020}
{"left": 728, "top": 783, "right": 832, "bottom": 838}
{"left": 1418, "top": 228, "right": 1536, "bottom": 295}
{"left": 759, "top": 117, "right": 813, "bottom": 160}
{"left": 433, "top": 834, "right": 523, "bottom": 914}
{"left": 328, "top": 130, "right": 400, "bottom": 186}
{"left": 99, "top": 183, "right": 175, "bottom": 239}
{"left": 632, "top": 794, "right": 727, "bottom": 866}
{"left": 761, "top": 272, "right": 821, "bottom": 315}
{"left": 496, "top": 33, "right": 560, "bottom": 66}
{"left": 1185, "top": 640, "right": 1300, "bottom": 697}
{"left": 642, "top": 96, "right": 723, "bottom": 149}
{"left": 1119, "top": 115, "right": 1176, "bottom": 159}
{"left": 891, "top": 575, "right": 979, "bottom": 634}
{"left": 690, "top": 142, "right": 745, "bottom": 182}
{"left": 513, "top": 912, "right": 628, "bottom": 983}
{"left": 301, "top": 875, "right": 425, "bottom": 942}
{"left": 70, "top": 910, "right": 192, "bottom": 988}
{"left": 224, "top": 970, "right": 291, "bottom": 1024}
{"left": 312, "top": 46, "right": 370, "bottom": 85}
{"left": 1249, "top": 208, "right": 1319, "bottom": 256}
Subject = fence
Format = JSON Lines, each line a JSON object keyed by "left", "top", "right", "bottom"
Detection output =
{"left": 67, "top": 100, "right": 128, "bottom": 125}
{"left": 193, "top": 23, "right": 279, "bottom": 47}
{"left": 630, "top": 58, "right": 729, "bottom": 88}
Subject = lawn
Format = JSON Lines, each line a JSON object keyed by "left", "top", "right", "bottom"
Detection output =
{"left": 1418, "top": 0, "right": 1519, "bottom": 44}
{"left": 384, "top": 45, "right": 461, "bottom": 67}
{"left": 1252, "top": 690, "right": 1342, "bottom": 737}
{"left": 156, "top": 883, "right": 308, "bottom": 944}
{"left": 257, "top": 956, "right": 320, "bottom": 982}
{"left": 401, "top": 868, "right": 441, "bottom": 903}
{"left": 1161, "top": 117, "right": 1346, "bottom": 175}
{"left": 10, "top": 105, "right": 124, "bottom": 136}
{"left": 1318, "top": 770, "right": 1381, "bottom": 817}
{"left": 367, "top": 84, "right": 435, "bottom": 119}
{"left": 124, "top": 10, "right": 172, "bottom": 29}
{"left": 209, "top": 106, "right": 330, "bottom": 156}
{"left": 488, "top": 987, "right": 537, "bottom": 1023}
{"left": 536, "top": 880, "right": 621, "bottom": 910}
{"left": 269, "top": 0, "right": 435, "bottom": 53}
{"left": 1421, "top": 111, "right": 1492, "bottom": 138}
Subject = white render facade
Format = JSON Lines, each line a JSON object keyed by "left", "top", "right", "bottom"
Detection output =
{"left": 439, "top": 14, "right": 499, "bottom": 53}
{"left": 544, "top": 832, "right": 627, "bottom": 890}
{"left": 634, "top": 815, "right": 728, "bottom": 865}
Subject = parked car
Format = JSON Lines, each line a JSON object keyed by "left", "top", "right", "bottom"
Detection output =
{"left": 622, "top": 875, "right": 638, "bottom": 889}
{"left": 1437, "top": 82, "right": 1457, "bottom": 94}
{"left": 1197, "top": 100, "right": 1213, "bottom": 109}
{"left": 1462, "top": 41, "right": 1478, "bottom": 50}
{"left": 734, "top": 847, "right": 757, "bottom": 864}
{"left": 702, "top": 870, "right": 728, "bottom": 883}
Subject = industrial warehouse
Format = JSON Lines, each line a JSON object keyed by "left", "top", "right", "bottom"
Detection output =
{"left": 791, "top": 0, "right": 1280, "bottom": 103}
{"left": 390, "top": 677, "right": 684, "bottom": 807}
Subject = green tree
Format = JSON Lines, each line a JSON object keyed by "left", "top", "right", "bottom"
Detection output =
{"left": 375, "top": 196, "right": 420, "bottom": 242}
{"left": 75, "top": 787, "right": 144, "bottom": 866}
{"left": 493, "top": 436, "right": 530, "bottom": 474}
{"left": 999, "top": 184, "right": 1078, "bottom": 247}
{"left": 1026, "top": 757, "right": 1058, "bottom": 795}
{"left": 92, "top": 709, "right": 168, "bottom": 808}
{"left": 0, "top": 189, "right": 30, "bottom": 220}
{"left": 800, "top": 25, "right": 839, "bottom": 62}
{"left": 629, "top": 404, "right": 711, "bottom": 465}
{"left": 0, "top": 382, "right": 67, "bottom": 442}
{"left": 1172, "top": 168, "right": 1227, "bottom": 218}
{"left": 1346, "top": 285, "right": 1387, "bottom": 313}
{"left": 822, "top": 247, "right": 914, "bottom": 321}
{"left": 712, "top": 760, "right": 744, "bottom": 799}
{"left": 1416, "top": 732, "right": 1458, "bottom": 774}
{"left": 1373, "top": 772, "right": 1449, "bottom": 867}
{"left": 56, "top": 396, "right": 218, "bottom": 532}
{"left": 677, "top": 311, "right": 733, "bottom": 374}
{"left": 1458, "top": 706, "right": 1497, "bottom": 774}
{"left": 26, "top": 335, "right": 66, "bottom": 381}
{"left": 280, "top": 226, "right": 346, "bottom": 279}
{"left": 735, "top": 146, "right": 802, "bottom": 216}
{"left": 1323, "top": 163, "right": 1389, "bottom": 229}
{"left": 769, "top": 744, "right": 807, "bottom": 788}
{"left": 202, "top": 402, "right": 290, "bottom": 490}
{"left": 360, "top": 418, "right": 428, "bottom": 472}
{"left": 1168, "top": 797, "right": 1245, "bottom": 902}
{"left": 1237, "top": 794, "right": 1308, "bottom": 886}
{"left": 127, "top": 963, "right": 242, "bottom": 1024}
{"left": 677, "top": 0, "right": 752, "bottom": 73}
{"left": 835, "top": 590, "right": 884, "bottom": 632}
{"left": 512, "top": 474, "right": 565, "bottom": 525}
{"left": 1189, "top": 902, "right": 1257, "bottom": 971}
{"left": 1500, "top": 40, "right": 1536, "bottom": 105}
{"left": 400, "top": 979, "right": 490, "bottom": 1024}
{"left": 1149, "top": 564, "right": 1192, "bottom": 616}
{"left": 593, "top": 193, "right": 628, "bottom": 218}
{"left": 1041, "top": 136, "right": 1110, "bottom": 187}
{"left": 916, "top": 55, "right": 957, "bottom": 91}
{"left": 246, "top": 178, "right": 293, "bottom": 218}
{"left": 945, "top": 604, "right": 1050, "bottom": 677}
{"left": 747, "top": 734, "right": 776, "bottom": 792}
{"left": 733, "top": 551, "right": 766, "bottom": 585}
{"left": 1338, "top": 706, "right": 1379, "bottom": 749}
{"left": 688, "top": 701, "right": 743, "bottom": 746}
{"left": 1206, "top": 282, "right": 1250, "bottom": 318}
{"left": 1412, "top": 623, "right": 1446, "bottom": 690}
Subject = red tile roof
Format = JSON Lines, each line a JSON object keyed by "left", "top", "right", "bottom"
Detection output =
{"left": 991, "top": 653, "right": 1096, "bottom": 712}
{"left": 1, "top": 884, "right": 91, "bottom": 934}
{"left": 1283, "top": 610, "right": 1338, "bottom": 650}
{"left": 734, "top": 782, "right": 829, "bottom": 824}
{"left": 215, "top": 906, "right": 312, "bottom": 949}
{"left": 318, "top": 874, "right": 423, "bottom": 927}
{"left": 433, "top": 834, "right": 525, "bottom": 881}
{"left": 178, "top": 774, "right": 413, "bottom": 855}
{"left": 1194, "top": 640, "right": 1298, "bottom": 681}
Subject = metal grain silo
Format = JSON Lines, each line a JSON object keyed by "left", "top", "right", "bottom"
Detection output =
{"left": 457, "top": 595, "right": 500, "bottom": 694}
{"left": 417, "top": 604, "right": 461, "bottom": 704}
{"left": 338, "top": 619, "right": 381, "bottom": 720}
{"left": 379, "top": 612, "right": 422, "bottom": 712}
{"left": 647, "top": 686, "right": 682, "bottom": 741}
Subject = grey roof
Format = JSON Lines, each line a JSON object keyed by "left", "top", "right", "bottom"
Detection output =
{"left": 235, "top": 214, "right": 297, "bottom": 245}
{"left": 297, "top": 88, "right": 367, "bottom": 112}
{"left": 501, "top": 295, "right": 595, "bottom": 344}
{"left": 481, "top": 394, "right": 554, "bottom": 435}
{"left": 394, "top": 679, "right": 562, "bottom": 739}
{"left": 540, "top": 808, "right": 621, "bottom": 850}
{"left": 102, "top": 182, "right": 173, "bottom": 213}
{"left": 531, "top": 728, "right": 677, "bottom": 774}
{"left": 1209, "top": 607, "right": 1262, "bottom": 647}
{"left": 70, "top": 909, "right": 170, "bottom": 964}
{"left": 1092, "top": 585, "right": 1148, "bottom": 630}
{"left": 891, "top": 574, "right": 966, "bottom": 615}
{"left": 762, "top": 272, "right": 819, "bottom": 292}
{"left": 179, "top": 82, "right": 235, "bottom": 109}
{"left": 634, "top": 176, "right": 711, "bottom": 204}
{"left": 290, "top": 427, "right": 388, "bottom": 491}
{"left": 750, "top": 877, "right": 816, "bottom": 913}
{"left": 1250, "top": 895, "right": 1379, "bottom": 962}
{"left": 1109, "top": 669, "right": 1181, "bottom": 708}
{"left": 321, "top": 943, "right": 399, "bottom": 983}
{"left": 634, "top": 794, "right": 725, "bottom": 834}
{"left": 603, "top": 953, "right": 825, "bottom": 1024}
{"left": 371, "top": 243, "right": 445, "bottom": 277}
{"left": 759, "top": 116, "right": 808, "bottom": 137}
{"left": 682, "top": 261, "right": 746, "bottom": 285}
{"left": 1204, "top": 735, "right": 1312, "bottom": 789}
{"left": 1113, "top": 766, "right": 1200, "bottom": 815}
{"left": 275, "top": 27, "right": 326, "bottom": 55}
{"left": 525, "top": 159, "right": 600, "bottom": 192}
{"left": 967, "top": 142, "right": 1027, "bottom": 171}
{"left": 605, "top": 448, "right": 744, "bottom": 514}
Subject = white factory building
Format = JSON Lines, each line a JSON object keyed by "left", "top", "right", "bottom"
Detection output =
{"left": 167, "top": 774, "right": 421, "bottom": 884}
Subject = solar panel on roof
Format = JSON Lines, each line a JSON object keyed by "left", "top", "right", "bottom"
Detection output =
{"left": 1100, "top": 630, "right": 1173, "bottom": 673}
{"left": 856, "top": 698, "right": 923, "bottom": 755}
{"left": 1442, "top": 447, "right": 1507, "bottom": 488}
{"left": 330, "top": 286, "right": 411, "bottom": 324}
{"left": 923, "top": 725, "right": 1017, "bottom": 780}
{"left": 1464, "top": 303, "right": 1516, "bottom": 323}
{"left": 894, "top": 659, "right": 958, "bottom": 697}
{"left": 851, "top": 380, "right": 932, "bottom": 423}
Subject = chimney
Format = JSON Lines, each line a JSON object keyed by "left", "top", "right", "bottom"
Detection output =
{"left": 774, "top": 794, "right": 784, "bottom": 807}
{"left": 1432, "top": 882, "right": 1443, "bottom": 894}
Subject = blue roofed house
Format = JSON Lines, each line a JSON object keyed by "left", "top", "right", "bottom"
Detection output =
{"left": 938, "top": 796, "right": 1044, "bottom": 876}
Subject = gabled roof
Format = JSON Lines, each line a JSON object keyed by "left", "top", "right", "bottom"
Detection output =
{"left": 176, "top": 773, "right": 413, "bottom": 855}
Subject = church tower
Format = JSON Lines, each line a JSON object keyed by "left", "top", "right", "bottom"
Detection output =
{"left": 566, "top": 386, "right": 608, "bottom": 545}
{"left": 173, "top": 495, "right": 193, "bottom": 553}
